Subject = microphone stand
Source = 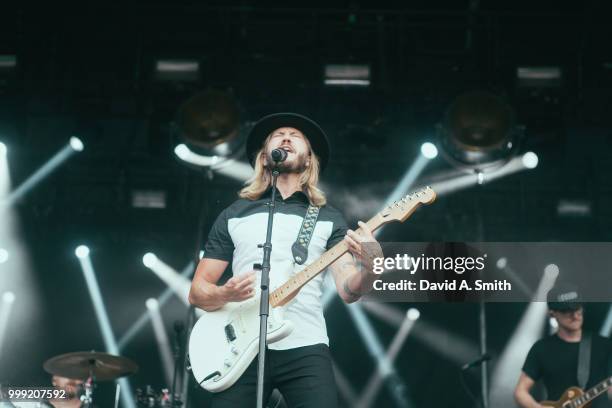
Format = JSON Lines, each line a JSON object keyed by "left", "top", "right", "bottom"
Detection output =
{"left": 256, "top": 166, "right": 281, "bottom": 408}
{"left": 171, "top": 321, "right": 185, "bottom": 407}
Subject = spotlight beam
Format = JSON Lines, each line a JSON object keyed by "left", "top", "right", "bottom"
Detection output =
{"left": 0, "top": 143, "right": 10, "bottom": 198}
{"left": 422, "top": 152, "right": 538, "bottom": 197}
{"left": 489, "top": 265, "right": 559, "bottom": 407}
{"left": 496, "top": 259, "right": 533, "bottom": 299}
{"left": 332, "top": 361, "right": 359, "bottom": 407}
{"left": 0, "top": 292, "right": 16, "bottom": 356}
{"left": 77, "top": 250, "right": 136, "bottom": 408}
{"left": 346, "top": 303, "right": 413, "bottom": 408}
{"left": 174, "top": 145, "right": 253, "bottom": 182}
{"left": 600, "top": 304, "right": 612, "bottom": 337}
{"left": 376, "top": 149, "right": 435, "bottom": 237}
{"left": 143, "top": 254, "right": 192, "bottom": 306}
{"left": 118, "top": 262, "right": 194, "bottom": 351}
{"left": 361, "top": 302, "right": 481, "bottom": 365}
{"left": 1, "top": 139, "right": 83, "bottom": 208}
{"left": 146, "top": 299, "right": 174, "bottom": 387}
{"left": 357, "top": 310, "right": 418, "bottom": 408}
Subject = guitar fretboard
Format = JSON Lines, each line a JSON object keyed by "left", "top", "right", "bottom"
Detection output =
{"left": 569, "top": 377, "right": 612, "bottom": 408}
{"left": 268, "top": 187, "right": 435, "bottom": 308}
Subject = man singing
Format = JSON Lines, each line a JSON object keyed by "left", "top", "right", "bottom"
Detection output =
{"left": 188, "top": 113, "right": 382, "bottom": 408}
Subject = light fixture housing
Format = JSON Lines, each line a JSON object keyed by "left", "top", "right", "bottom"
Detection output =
{"left": 438, "top": 91, "right": 522, "bottom": 173}
{"left": 173, "top": 89, "right": 244, "bottom": 169}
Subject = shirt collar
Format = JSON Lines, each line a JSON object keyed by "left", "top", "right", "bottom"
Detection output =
{"left": 264, "top": 187, "right": 310, "bottom": 204}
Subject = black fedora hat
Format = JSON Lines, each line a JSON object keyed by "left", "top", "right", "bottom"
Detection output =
{"left": 246, "top": 113, "right": 330, "bottom": 171}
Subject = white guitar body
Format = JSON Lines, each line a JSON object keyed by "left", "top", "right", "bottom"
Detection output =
{"left": 188, "top": 296, "right": 293, "bottom": 393}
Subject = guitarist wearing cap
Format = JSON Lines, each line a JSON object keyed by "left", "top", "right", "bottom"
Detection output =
{"left": 514, "top": 285, "right": 612, "bottom": 408}
{"left": 188, "top": 113, "right": 386, "bottom": 408}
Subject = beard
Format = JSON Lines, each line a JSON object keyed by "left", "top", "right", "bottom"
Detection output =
{"left": 266, "top": 151, "right": 309, "bottom": 173}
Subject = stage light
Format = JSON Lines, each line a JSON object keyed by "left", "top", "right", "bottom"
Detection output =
{"left": 118, "top": 262, "right": 194, "bottom": 351}
{"left": 420, "top": 142, "right": 438, "bottom": 159}
{"left": 324, "top": 64, "right": 370, "bottom": 86}
{"left": 406, "top": 308, "right": 420, "bottom": 321}
{"left": 1, "top": 137, "right": 83, "bottom": 207}
{"left": 2, "top": 291, "right": 15, "bottom": 304}
{"left": 521, "top": 151, "right": 538, "bottom": 169}
{"left": 77, "top": 249, "right": 137, "bottom": 408}
{"left": 332, "top": 362, "right": 359, "bottom": 407}
{"left": 600, "top": 305, "right": 612, "bottom": 337}
{"left": 420, "top": 151, "right": 538, "bottom": 197}
{"left": 173, "top": 89, "right": 251, "bottom": 182}
{"left": 0, "top": 55, "right": 17, "bottom": 70}
{"left": 155, "top": 59, "right": 200, "bottom": 81}
{"left": 143, "top": 253, "right": 192, "bottom": 305}
{"left": 489, "top": 265, "right": 559, "bottom": 406}
{"left": 145, "top": 298, "right": 158, "bottom": 310}
{"left": 174, "top": 144, "right": 190, "bottom": 161}
{"left": 173, "top": 143, "right": 253, "bottom": 181}
{"left": 0, "top": 142, "right": 10, "bottom": 198}
{"left": 143, "top": 252, "right": 157, "bottom": 268}
{"left": 175, "top": 89, "right": 240, "bottom": 155}
{"left": 199, "top": 250, "right": 204, "bottom": 259}
{"left": 544, "top": 263, "right": 559, "bottom": 279}
{"left": 145, "top": 297, "right": 174, "bottom": 387}
{"left": 69, "top": 136, "right": 84, "bottom": 152}
{"left": 347, "top": 304, "right": 414, "bottom": 407}
{"left": 438, "top": 91, "right": 520, "bottom": 172}
{"left": 75, "top": 245, "right": 90, "bottom": 259}
{"left": 0, "top": 248, "right": 8, "bottom": 264}
{"left": 517, "top": 66, "right": 562, "bottom": 88}
{"left": 131, "top": 190, "right": 166, "bottom": 209}
{"left": 362, "top": 302, "right": 480, "bottom": 365}
{"left": 0, "top": 291, "right": 16, "bottom": 355}
{"left": 357, "top": 308, "right": 418, "bottom": 408}
{"left": 496, "top": 257, "right": 533, "bottom": 299}
{"left": 549, "top": 317, "right": 558, "bottom": 330}
{"left": 557, "top": 199, "right": 591, "bottom": 217}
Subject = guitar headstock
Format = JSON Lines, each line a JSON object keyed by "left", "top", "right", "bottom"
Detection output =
{"left": 381, "top": 186, "right": 436, "bottom": 222}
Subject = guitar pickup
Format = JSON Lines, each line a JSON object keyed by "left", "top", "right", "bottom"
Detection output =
{"left": 224, "top": 324, "right": 237, "bottom": 342}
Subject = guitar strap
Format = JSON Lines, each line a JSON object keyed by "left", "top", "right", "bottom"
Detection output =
{"left": 291, "top": 204, "right": 320, "bottom": 265}
{"left": 577, "top": 331, "right": 592, "bottom": 389}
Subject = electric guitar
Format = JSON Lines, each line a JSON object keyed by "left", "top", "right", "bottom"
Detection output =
{"left": 541, "top": 376, "right": 612, "bottom": 408}
{"left": 188, "top": 186, "right": 437, "bottom": 392}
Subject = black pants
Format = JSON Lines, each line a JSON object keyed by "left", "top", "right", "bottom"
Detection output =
{"left": 210, "top": 344, "right": 339, "bottom": 408}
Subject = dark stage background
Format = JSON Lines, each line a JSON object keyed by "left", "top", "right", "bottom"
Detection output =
{"left": 1, "top": 2, "right": 611, "bottom": 408}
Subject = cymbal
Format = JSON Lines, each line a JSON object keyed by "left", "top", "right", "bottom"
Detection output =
{"left": 43, "top": 351, "right": 138, "bottom": 381}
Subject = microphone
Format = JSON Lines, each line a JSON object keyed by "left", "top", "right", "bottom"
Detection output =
{"left": 271, "top": 148, "right": 288, "bottom": 163}
{"left": 461, "top": 353, "right": 491, "bottom": 370}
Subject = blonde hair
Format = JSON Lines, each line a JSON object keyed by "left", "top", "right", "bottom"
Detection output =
{"left": 239, "top": 135, "right": 327, "bottom": 206}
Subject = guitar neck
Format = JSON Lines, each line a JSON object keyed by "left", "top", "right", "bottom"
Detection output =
{"left": 269, "top": 185, "right": 437, "bottom": 307}
{"left": 269, "top": 215, "right": 385, "bottom": 307}
{"left": 570, "top": 377, "right": 612, "bottom": 408}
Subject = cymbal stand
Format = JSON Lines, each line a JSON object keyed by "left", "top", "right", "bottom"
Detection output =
{"left": 80, "top": 361, "right": 95, "bottom": 407}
